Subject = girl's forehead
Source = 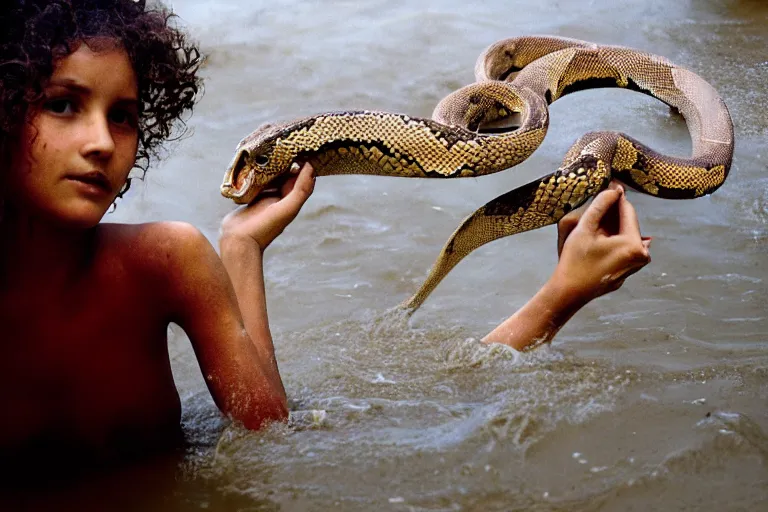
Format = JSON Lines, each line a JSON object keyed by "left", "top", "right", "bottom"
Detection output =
{"left": 52, "top": 42, "right": 138, "bottom": 97}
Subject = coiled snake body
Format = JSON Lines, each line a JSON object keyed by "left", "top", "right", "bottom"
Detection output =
{"left": 220, "top": 36, "right": 734, "bottom": 311}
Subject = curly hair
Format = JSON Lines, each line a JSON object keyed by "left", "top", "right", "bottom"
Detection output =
{"left": 0, "top": 0, "right": 202, "bottom": 197}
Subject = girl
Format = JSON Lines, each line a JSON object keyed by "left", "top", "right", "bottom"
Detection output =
{"left": 0, "top": 0, "right": 650, "bottom": 468}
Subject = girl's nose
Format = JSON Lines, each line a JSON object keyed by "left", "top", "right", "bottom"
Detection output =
{"left": 80, "top": 113, "right": 116, "bottom": 159}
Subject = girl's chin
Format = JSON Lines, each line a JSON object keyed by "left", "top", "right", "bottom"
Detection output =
{"left": 45, "top": 200, "right": 113, "bottom": 229}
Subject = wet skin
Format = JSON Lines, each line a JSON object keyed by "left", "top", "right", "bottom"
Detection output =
{"left": 0, "top": 42, "right": 289, "bottom": 464}
{"left": 0, "top": 43, "right": 177, "bottom": 459}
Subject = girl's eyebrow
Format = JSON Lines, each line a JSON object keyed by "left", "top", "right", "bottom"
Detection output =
{"left": 48, "top": 78, "right": 90, "bottom": 93}
{"left": 47, "top": 77, "right": 139, "bottom": 103}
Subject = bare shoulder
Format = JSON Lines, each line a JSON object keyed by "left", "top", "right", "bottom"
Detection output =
{"left": 97, "top": 222, "right": 222, "bottom": 289}
{"left": 99, "top": 221, "right": 212, "bottom": 263}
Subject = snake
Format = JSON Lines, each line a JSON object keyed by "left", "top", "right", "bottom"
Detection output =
{"left": 220, "top": 35, "right": 734, "bottom": 312}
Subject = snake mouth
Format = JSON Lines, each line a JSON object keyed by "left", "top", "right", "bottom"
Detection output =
{"left": 232, "top": 150, "right": 251, "bottom": 190}
{"left": 476, "top": 113, "right": 523, "bottom": 133}
{"left": 221, "top": 176, "right": 260, "bottom": 204}
{"left": 221, "top": 150, "right": 262, "bottom": 203}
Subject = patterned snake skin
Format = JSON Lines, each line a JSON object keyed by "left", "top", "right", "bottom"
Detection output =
{"left": 221, "top": 36, "right": 734, "bottom": 311}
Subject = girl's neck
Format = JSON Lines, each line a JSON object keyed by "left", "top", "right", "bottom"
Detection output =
{"left": 0, "top": 207, "right": 96, "bottom": 290}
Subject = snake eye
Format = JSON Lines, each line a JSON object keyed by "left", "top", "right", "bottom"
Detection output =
{"left": 254, "top": 154, "right": 270, "bottom": 167}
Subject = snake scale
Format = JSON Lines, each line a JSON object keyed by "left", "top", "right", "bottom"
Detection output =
{"left": 220, "top": 35, "right": 734, "bottom": 312}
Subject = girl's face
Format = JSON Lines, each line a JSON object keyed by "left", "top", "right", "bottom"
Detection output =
{"left": 6, "top": 41, "right": 139, "bottom": 229}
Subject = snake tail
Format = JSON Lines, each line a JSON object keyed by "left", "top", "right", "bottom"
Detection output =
{"left": 401, "top": 153, "right": 611, "bottom": 311}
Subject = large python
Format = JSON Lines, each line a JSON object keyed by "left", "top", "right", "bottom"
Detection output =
{"left": 220, "top": 36, "right": 734, "bottom": 311}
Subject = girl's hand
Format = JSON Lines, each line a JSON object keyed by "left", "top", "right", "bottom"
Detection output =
{"left": 553, "top": 181, "right": 652, "bottom": 304}
{"left": 220, "top": 163, "right": 316, "bottom": 251}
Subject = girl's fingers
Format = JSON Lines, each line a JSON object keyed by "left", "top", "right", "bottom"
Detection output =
{"left": 556, "top": 201, "right": 591, "bottom": 257}
{"left": 580, "top": 185, "right": 623, "bottom": 233}
{"left": 271, "top": 163, "right": 315, "bottom": 220}
{"left": 285, "top": 162, "right": 315, "bottom": 202}
{"left": 278, "top": 174, "right": 299, "bottom": 198}
{"left": 557, "top": 213, "right": 580, "bottom": 258}
{"left": 642, "top": 238, "right": 652, "bottom": 252}
{"left": 616, "top": 191, "right": 643, "bottom": 240}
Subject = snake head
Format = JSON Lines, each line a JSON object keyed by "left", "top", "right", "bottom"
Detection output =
{"left": 475, "top": 39, "right": 520, "bottom": 82}
{"left": 220, "top": 122, "right": 298, "bottom": 204}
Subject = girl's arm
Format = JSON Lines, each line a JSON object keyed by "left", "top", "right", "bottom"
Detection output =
{"left": 483, "top": 182, "right": 652, "bottom": 350}
{"left": 160, "top": 164, "right": 315, "bottom": 429}
{"left": 217, "top": 162, "right": 316, "bottom": 419}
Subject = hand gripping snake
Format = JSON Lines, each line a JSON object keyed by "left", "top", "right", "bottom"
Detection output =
{"left": 220, "top": 36, "right": 734, "bottom": 312}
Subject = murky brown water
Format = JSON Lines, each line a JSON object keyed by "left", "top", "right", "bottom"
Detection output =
{"left": 11, "top": 0, "right": 768, "bottom": 509}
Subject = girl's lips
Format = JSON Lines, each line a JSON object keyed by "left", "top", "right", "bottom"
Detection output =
{"left": 66, "top": 171, "right": 113, "bottom": 194}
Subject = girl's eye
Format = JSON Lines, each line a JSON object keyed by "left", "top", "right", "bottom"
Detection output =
{"left": 109, "top": 108, "right": 137, "bottom": 127}
{"left": 44, "top": 98, "right": 75, "bottom": 115}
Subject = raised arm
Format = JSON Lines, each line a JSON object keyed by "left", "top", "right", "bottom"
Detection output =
{"left": 483, "top": 181, "right": 652, "bottom": 350}
{"left": 163, "top": 163, "right": 315, "bottom": 429}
